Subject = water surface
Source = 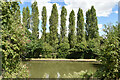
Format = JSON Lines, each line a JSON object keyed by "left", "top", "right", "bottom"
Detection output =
{"left": 23, "top": 61, "right": 98, "bottom": 78}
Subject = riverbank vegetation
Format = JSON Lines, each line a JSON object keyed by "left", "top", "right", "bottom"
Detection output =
{"left": 1, "top": 0, "right": 120, "bottom": 79}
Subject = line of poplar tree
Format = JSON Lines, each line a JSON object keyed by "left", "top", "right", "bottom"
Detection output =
{"left": 23, "top": 1, "right": 100, "bottom": 59}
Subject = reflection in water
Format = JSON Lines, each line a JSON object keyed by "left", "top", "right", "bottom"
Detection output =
{"left": 57, "top": 72, "right": 60, "bottom": 78}
{"left": 23, "top": 61, "right": 98, "bottom": 78}
{"left": 46, "top": 73, "right": 49, "bottom": 78}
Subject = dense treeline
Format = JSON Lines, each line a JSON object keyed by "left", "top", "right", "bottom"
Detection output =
{"left": 1, "top": 1, "right": 120, "bottom": 79}
{"left": 23, "top": 1, "right": 100, "bottom": 59}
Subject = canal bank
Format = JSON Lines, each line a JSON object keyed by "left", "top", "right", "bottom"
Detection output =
{"left": 24, "top": 58, "right": 97, "bottom": 62}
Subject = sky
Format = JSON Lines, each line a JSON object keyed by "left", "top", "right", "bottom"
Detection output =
{"left": 19, "top": 0, "right": 119, "bottom": 38}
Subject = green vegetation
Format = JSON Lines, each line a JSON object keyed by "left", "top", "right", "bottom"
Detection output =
{"left": 22, "top": 6, "right": 30, "bottom": 29}
{"left": 85, "top": 6, "right": 99, "bottom": 40}
{"left": 60, "top": 6, "right": 67, "bottom": 43}
{"left": 77, "top": 8, "right": 85, "bottom": 43}
{"left": 1, "top": 1, "right": 29, "bottom": 78}
{"left": 49, "top": 4, "right": 59, "bottom": 52}
{"left": 96, "top": 24, "right": 120, "bottom": 79}
{"left": 31, "top": 1, "right": 39, "bottom": 39}
{"left": 1, "top": 0, "right": 120, "bottom": 79}
{"left": 68, "top": 10, "right": 76, "bottom": 49}
{"left": 63, "top": 71, "right": 94, "bottom": 78}
{"left": 41, "top": 6, "right": 47, "bottom": 42}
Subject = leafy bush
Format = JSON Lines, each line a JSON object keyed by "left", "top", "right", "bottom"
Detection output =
{"left": 57, "top": 42, "right": 70, "bottom": 58}
{"left": 3, "top": 62, "right": 29, "bottom": 78}
{"left": 42, "top": 42, "right": 55, "bottom": 57}
{"left": 25, "top": 39, "right": 43, "bottom": 58}
{"left": 75, "top": 42, "right": 87, "bottom": 58}
{"left": 85, "top": 39, "right": 100, "bottom": 59}
{"left": 96, "top": 24, "right": 120, "bottom": 79}
{"left": 63, "top": 70, "right": 94, "bottom": 78}
{"left": 42, "top": 70, "right": 94, "bottom": 78}
{"left": 1, "top": 1, "right": 29, "bottom": 78}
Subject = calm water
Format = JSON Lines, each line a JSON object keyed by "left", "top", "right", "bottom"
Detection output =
{"left": 23, "top": 61, "right": 98, "bottom": 78}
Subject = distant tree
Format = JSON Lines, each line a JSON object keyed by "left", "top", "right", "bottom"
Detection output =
{"left": 41, "top": 6, "right": 47, "bottom": 41}
{"left": 118, "top": 23, "right": 120, "bottom": 38}
{"left": 15, "top": 5, "right": 21, "bottom": 24}
{"left": 22, "top": 7, "right": 27, "bottom": 26}
{"left": 60, "top": 6, "right": 67, "bottom": 43}
{"left": 68, "top": 10, "right": 76, "bottom": 48}
{"left": 45, "top": 32, "right": 50, "bottom": 43}
{"left": 22, "top": 6, "right": 30, "bottom": 29}
{"left": 26, "top": 6, "right": 30, "bottom": 29}
{"left": 77, "top": 8, "right": 85, "bottom": 43}
{"left": 31, "top": 1, "right": 39, "bottom": 39}
{"left": 85, "top": 6, "right": 99, "bottom": 41}
{"left": 58, "top": 42, "right": 70, "bottom": 58}
{"left": 49, "top": 4, "right": 58, "bottom": 51}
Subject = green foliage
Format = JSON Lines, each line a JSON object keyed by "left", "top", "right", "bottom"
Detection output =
{"left": 85, "top": 6, "right": 99, "bottom": 41}
{"left": 58, "top": 42, "right": 70, "bottom": 58}
{"left": 68, "top": 10, "right": 76, "bottom": 48}
{"left": 26, "top": 39, "right": 55, "bottom": 58}
{"left": 42, "top": 42, "right": 55, "bottom": 58}
{"left": 60, "top": 6, "right": 67, "bottom": 43}
{"left": 22, "top": 7, "right": 27, "bottom": 27}
{"left": 3, "top": 62, "right": 29, "bottom": 78}
{"left": 45, "top": 32, "right": 50, "bottom": 43}
{"left": 96, "top": 24, "right": 120, "bottom": 79}
{"left": 43, "top": 70, "right": 94, "bottom": 78}
{"left": 49, "top": 4, "right": 59, "bottom": 51}
{"left": 118, "top": 24, "right": 120, "bottom": 38}
{"left": 41, "top": 6, "right": 47, "bottom": 42}
{"left": 22, "top": 6, "right": 31, "bottom": 39}
{"left": 26, "top": 6, "right": 30, "bottom": 29}
{"left": 85, "top": 39, "right": 100, "bottom": 59}
{"left": 15, "top": 5, "right": 21, "bottom": 24}
{"left": 26, "top": 39, "right": 43, "bottom": 58}
{"left": 31, "top": 1, "right": 39, "bottom": 39}
{"left": 77, "top": 8, "right": 85, "bottom": 43}
{"left": 75, "top": 42, "right": 87, "bottom": 59}
{"left": 63, "top": 70, "right": 94, "bottom": 78}
{"left": 1, "top": 1, "right": 29, "bottom": 78}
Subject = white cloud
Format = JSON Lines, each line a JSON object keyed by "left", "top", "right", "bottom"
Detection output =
{"left": 64, "top": 0, "right": 119, "bottom": 17}
{"left": 114, "top": 11, "right": 118, "bottom": 14}
{"left": 21, "top": 14, "right": 23, "bottom": 24}
{"left": 98, "top": 24, "right": 103, "bottom": 29}
{"left": 98, "top": 24, "right": 104, "bottom": 36}
{"left": 39, "top": 31, "right": 42, "bottom": 39}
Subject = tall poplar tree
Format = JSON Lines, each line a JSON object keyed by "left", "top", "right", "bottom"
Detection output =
{"left": 31, "top": 1, "right": 39, "bottom": 39}
{"left": 85, "top": 6, "right": 99, "bottom": 40}
{"left": 22, "top": 6, "right": 30, "bottom": 29}
{"left": 118, "top": 24, "right": 120, "bottom": 38}
{"left": 77, "top": 8, "right": 85, "bottom": 43}
{"left": 68, "top": 10, "right": 76, "bottom": 48}
{"left": 60, "top": 6, "right": 67, "bottom": 43}
{"left": 41, "top": 6, "right": 47, "bottom": 41}
{"left": 26, "top": 6, "right": 30, "bottom": 29}
{"left": 22, "top": 7, "right": 27, "bottom": 26}
{"left": 49, "top": 4, "right": 58, "bottom": 51}
{"left": 15, "top": 5, "right": 21, "bottom": 24}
